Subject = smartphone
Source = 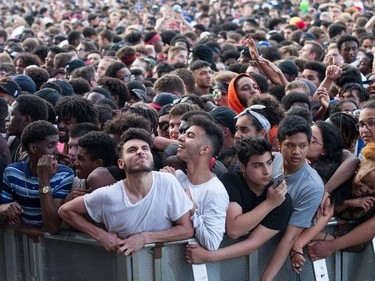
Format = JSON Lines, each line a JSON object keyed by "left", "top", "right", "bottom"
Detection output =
{"left": 273, "top": 173, "right": 284, "bottom": 189}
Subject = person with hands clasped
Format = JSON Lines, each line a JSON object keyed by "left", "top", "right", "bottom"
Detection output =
{"left": 0, "top": 120, "right": 74, "bottom": 234}
{"left": 185, "top": 136, "right": 291, "bottom": 264}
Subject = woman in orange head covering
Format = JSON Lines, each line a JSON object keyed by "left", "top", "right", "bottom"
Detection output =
{"left": 227, "top": 73, "right": 262, "bottom": 114}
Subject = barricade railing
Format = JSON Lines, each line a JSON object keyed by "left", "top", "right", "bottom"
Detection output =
{"left": 0, "top": 219, "right": 374, "bottom": 281}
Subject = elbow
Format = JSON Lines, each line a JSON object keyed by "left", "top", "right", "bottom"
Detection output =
{"left": 226, "top": 229, "right": 242, "bottom": 240}
{"left": 44, "top": 223, "right": 61, "bottom": 235}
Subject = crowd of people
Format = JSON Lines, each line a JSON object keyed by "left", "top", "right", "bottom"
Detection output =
{"left": 0, "top": 0, "right": 375, "bottom": 279}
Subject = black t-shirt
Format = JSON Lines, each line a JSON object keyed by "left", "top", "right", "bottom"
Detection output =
{"left": 221, "top": 171, "right": 292, "bottom": 232}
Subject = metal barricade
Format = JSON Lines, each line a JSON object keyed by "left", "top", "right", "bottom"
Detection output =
{"left": 1, "top": 221, "right": 374, "bottom": 281}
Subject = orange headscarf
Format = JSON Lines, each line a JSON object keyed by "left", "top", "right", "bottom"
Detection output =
{"left": 227, "top": 73, "right": 262, "bottom": 114}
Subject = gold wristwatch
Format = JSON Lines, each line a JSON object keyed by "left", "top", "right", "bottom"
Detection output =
{"left": 39, "top": 186, "right": 51, "bottom": 194}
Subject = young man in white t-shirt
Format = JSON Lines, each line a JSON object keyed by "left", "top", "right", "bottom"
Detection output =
{"left": 59, "top": 128, "right": 193, "bottom": 255}
{"left": 162, "top": 115, "right": 229, "bottom": 250}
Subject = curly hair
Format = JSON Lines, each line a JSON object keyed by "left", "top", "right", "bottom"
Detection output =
{"left": 236, "top": 136, "right": 272, "bottom": 166}
{"left": 248, "top": 94, "right": 285, "bottom": 127}
{"left": 104, "top": 112, "right": 151, "bottom": 135}
{"left": 78, "top": 131, "right": 117, "bottom": 167}
{"left": 69, "top": 122, "right": 99, "bottom": 138}
{"left": 119, "top": 128, "right": 153, "bottom": 155}
{"left": 55, "top": 96, "right": 98, "bottom": 125}
{"left": 354, "top": 142, "right": 375, "bottom": 186}
{"left": 97, "top": 77, "right": 130, "bottom": 108}
{"left": 24, "top": 67, "right": 49, "bottom": 91}
{"left": 21, "top": 120, "right": 58, "bottom": 151}
{"left": 16, "top": 95, "right": 48, "bottom": 122}
{"left": 15, "top": 53, "right": 40, "bottom": 67}
{"left": 104, "top": 62, "right": 127, "bottom": 78}
{"left": 125, "top": 103, "right": 158, "bottom": 134}
{"left": 277, "top": 115, "right": 312, "bottom": 143}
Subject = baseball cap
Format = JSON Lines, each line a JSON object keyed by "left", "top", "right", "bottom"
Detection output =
{"left": 209, "top": 106, "right": 237, "bottom": 135}
{"left": 149, "top": 92, "right": 178, "bottom": 110}
{"left": 11, "top": 74, "right": 36, "bottom": 94}
{"left": 0, "top": 77, "right": 22, "bottom": 98}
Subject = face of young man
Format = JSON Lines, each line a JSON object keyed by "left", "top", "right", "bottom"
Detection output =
{"left": 118, "top": 139, "right": 154, "bottom": 174}
{"left": 169, "top": 50, "right": 188, "bottom": 64}
{"left": 340, "top": 41, "right": 359, "bottom": 63}
{"left": 169, "top": 115, "right": 182, "bottom": 140}
{"left": 177, "top": 125, "right": 209, "bottom": 162}
{"left": 68, "top": 136, "right": 79, "bottom": 165}
{"left": 194, "top": 66, "right": 213, "bottom": 89}
{"left": 280, "top": 132, "right": 310, "bottom": 174}
{"left": 32, "top": 134, "right": 59, "bottom": 160}
{"left": 74, "top": 147, "right": 99, "bottom": 179}
{"left": 58, "top": 116, "right": 78, "bottom": 143}
{"left": 235, "top": 115, "right": 260, "bottom": 141}
{"left": 240, "top": 152, "right": 273, "bottom": 190}
{"left": 301, "top": 69, "right": 320, "bottom": 88}
{"left": 235, "top": 76, "right": 260, "bottom": 106}
{"left": 5, "top": 101, "right": 27, "bottom": 137}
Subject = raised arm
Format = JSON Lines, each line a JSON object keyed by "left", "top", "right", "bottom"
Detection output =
{"left": 325, "top": 151, "right": 359, "bottom": 193}
{"left": 38, "top": 155, "right": 72, "bottom": 234}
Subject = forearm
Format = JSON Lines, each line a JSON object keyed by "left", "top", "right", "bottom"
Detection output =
{"left": 261, "top": 226, "right": 303, "bottom": 281}
{"left": 142, "top": 224, "right": 194, "bottom": 244}
{"left": 331, "top": 216, "right": 375, "bottom": 251}
{"left": 294, "top": 207, "right": 334, "bottom": 251}
{"left": 325, "top": 154, "right": 359, "bottom": 193}
{"left": 211, "top": 228, "right": 278, "bottom": 262}
{"left": 58, "top": 205, "right": 108, "bottom": 241}
{"left": 313, "top": 106, "right": 329, "bottom": 121}
{"left": 365, "top": 15, "right": 375, "bottom": 33}
{"left": 227, "top": 201, "right": 276, "bottom": 239}
{"left": 39, "top": 193, "right": 62, "bottom": 234}
{"left": 311, "top": 78, "right": 334, "bottom": 102}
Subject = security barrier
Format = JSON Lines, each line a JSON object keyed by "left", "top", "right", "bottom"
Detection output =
{"left": 1, "top": 220, "right": 374, "bottom": 281}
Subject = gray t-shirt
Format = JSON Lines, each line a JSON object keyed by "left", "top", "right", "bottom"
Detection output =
{"left": 273, "top": 153, "right": 324, "bottom": 228}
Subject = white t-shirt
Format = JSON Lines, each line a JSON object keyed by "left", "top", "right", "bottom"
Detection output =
{"left": 84, "top": 171, "right": 193, "bottom": 239}
{"left": 175, "top": 170, "right": 229, "bottom": 250}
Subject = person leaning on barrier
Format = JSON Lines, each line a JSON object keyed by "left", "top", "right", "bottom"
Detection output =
{"left": 186, "top": 136, "right": 291, "bottom": 263}
{"left": 0, "top": 120, "right": 74, "bottom": 234}
{"left": 308, "top": 143, "right": 375, "bottom": 261}
{"left": 161, "top": 115, "right": 229, "bottom": 251}
{"left": 58, "top": 128, "right": 194, "bottom": 255}
{"left": 261, "top": 116, "right": 324, "bottom": 281}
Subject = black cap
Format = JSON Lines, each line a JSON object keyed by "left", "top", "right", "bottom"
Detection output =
{"left": 209, "top": 106, "right": 236, "bottom": 135}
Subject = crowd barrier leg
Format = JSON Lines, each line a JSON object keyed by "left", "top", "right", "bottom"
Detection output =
{"left": 3, "top": 229, "right": 18, "bottom": 281}
{"left": 313, "top": 259, "right": 329, "bottom": 281}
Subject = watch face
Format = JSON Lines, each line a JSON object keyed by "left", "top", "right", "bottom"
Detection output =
{"left": 43, "top": 186, "right": 50, "bottom": 193}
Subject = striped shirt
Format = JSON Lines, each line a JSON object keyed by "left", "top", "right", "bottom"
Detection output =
{"left": 1, "top": 161, "right": 74, "bottom": 227}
